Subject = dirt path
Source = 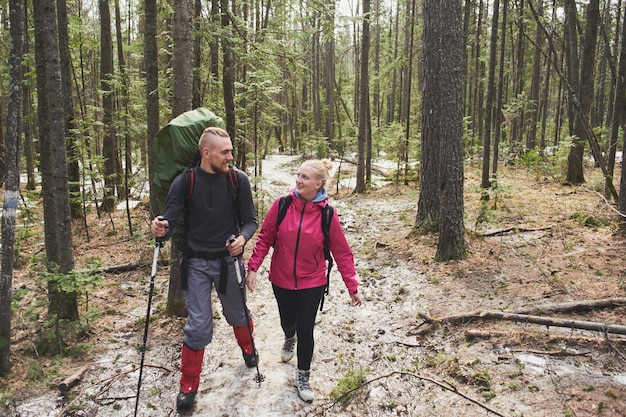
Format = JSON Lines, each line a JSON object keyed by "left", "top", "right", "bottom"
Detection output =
{"left": 4, "top": 154, "right": 626, "bottom": 416}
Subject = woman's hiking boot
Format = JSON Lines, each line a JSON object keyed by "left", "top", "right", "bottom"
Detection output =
{"left": 281, "top": 335, "right": 296, "bottom": 362}
{"left": 294, "top": 369, "right": 314, "bottom": 402}
{"left": 177, "top": 342, "right": 204, "bottom": 410}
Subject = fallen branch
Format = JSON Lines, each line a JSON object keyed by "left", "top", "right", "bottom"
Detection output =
{"left": 510, "top": 298, "right": 626, "bottom": 315}
{"left": 414, "top": 298, "right": 626, "bottom": 336}
{"left": 464, "top": 329, "right": 626, "bottom": 346}
{"left": 479, "top": 226, "right": 553, "bottom": 237}
{"left": 74, "top": 260, "right": 170, "bottom": 275}
{"left": 313, "top": 370, "right": 507, "bottom": 417}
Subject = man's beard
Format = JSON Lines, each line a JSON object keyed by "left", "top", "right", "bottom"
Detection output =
{"left": 211, "top": 161, "right": 229, "bottom": 174}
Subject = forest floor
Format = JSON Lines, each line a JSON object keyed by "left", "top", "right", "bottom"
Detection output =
{"left": 1, "top": 154, "right": 626, "bottom": 417}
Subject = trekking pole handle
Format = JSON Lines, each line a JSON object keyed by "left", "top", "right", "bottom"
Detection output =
{"left": 155, "top": 216, "right": 167, "bottom": 247}
{"left": 228, "top": 235, "right": 244, "bottom": 286}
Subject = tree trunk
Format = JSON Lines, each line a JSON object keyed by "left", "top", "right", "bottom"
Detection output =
{"left": 0, "top": 0, "right": 24, "bottom": 376}
{"left": 608, "top": 0, "right": 626, "bottom": 199}
{"left": 527, "top": 0, "right": 543, "bottom": 151}
{"left": 23, "top": 4, "right": 36, "bottom": 192}
{"left": 480, "top": 0, "right": 499, "bottom": 188}
{"left": 567, "top": 0, "right": 599, "bottom": 185}
{"left": 386, "top": 2, "right": 399, "bottom": 124}
{"left": 172, "top": 0, "right": 194, "bottom": 116}
{"left": 167, "top": 0, "right": 195, "bottom": 317}
{"left": 210, "top": 0, "right": 220, "bottom": 82}
{"left": 221, "top": 0, "right": 237, "bottom": 152}
{"left": 33, "top": 0, "right": 77, "bottom": 319}
{"left": 510, "top": 0, "right": 526, "bottom": 151}
{"left": 355, "top": 0, "right": 370, "bottom": 194}
{"left": 145, "top": 0, "right": 160, "bottom": 217}
{"left": 323, "top": 0, "right": 335, "bottom": 149}
{"left": 193, "top": 0, "right": 202, "bottom": 109}
{"left": 435, "top": 0, "right": 465, "bottom": 261}
{"left": 100, "top": 0, "right": 118, "bottom": 212}
{"left": 57, "top": 0, "right": 81, "bottom": 219}
{"left": 415, "top": 0, "right": 441, "bottom": 233}
{"left": 492, "top": 0, "right": 508, "bottom": 176}
{"left": 312, "top": 12, "right": 322, "bottom": 134}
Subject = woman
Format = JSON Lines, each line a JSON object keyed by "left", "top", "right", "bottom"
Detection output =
{"left": 246, "top": 158, "right": 362, "bottom": 402}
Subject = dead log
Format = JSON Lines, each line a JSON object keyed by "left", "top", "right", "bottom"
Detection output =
{"left": 58, "top": 365, "right": 89, "bottom": 393}
{"left": 414, "top": 297, "right": 626, "bottom": 336}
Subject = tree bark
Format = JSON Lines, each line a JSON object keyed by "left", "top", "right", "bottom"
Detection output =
{"left": 167, "top": 0, "right": 195, "bottom": 317}
{"left": 57, "top": 0, "right": 81, "bottom": 219}
{"left": 415, "top": 0, "right": 441, "bottom": 232}
{"left": 435, "top": 0, "right": 465, "bottom": 261}
{"left": 480, "top": 0, "right": 499, "bottom": 188}
{"left": 527, "top": 0, "right": 543, "bottom": 151}
{"left": 567, "top": 0, "right": 600, "bottom": 185}
{"left": 0, "top": 0, "right": 24, "bottom": 376}
{"left": 144, "top": 0, "right": 160, "bottom": 217}
{"left": 221, "top": 0, "right": 237, "bottom": 150}
{"left": 323, "top": 0, "right": 335, "bottom": 149}
{"left": 355, "top": 0, "right": 371, "bottom": 194}
{"left": 100, "top": 0, "right": 118, "bottom": 212}
{"left": 33, "top": 0, "right": 77, "bottom": 319}
{"left": 172, "top": 0, "right": 194, "bottom": 117}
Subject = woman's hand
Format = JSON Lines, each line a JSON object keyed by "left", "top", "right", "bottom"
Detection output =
{"left": 350, "top": 291, "right": 362, "bottom": 306}
{"left": 246, "top": 270, "right": 257, "bottom": 292}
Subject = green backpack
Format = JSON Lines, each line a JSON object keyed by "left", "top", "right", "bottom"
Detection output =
{"left": 152, "top": 107, "right": 226, "bottom": 246}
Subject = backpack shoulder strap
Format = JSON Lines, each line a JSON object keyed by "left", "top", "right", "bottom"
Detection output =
{"left": 227, "top": 166, "right": 241, "bottom": 233}
{"left": 321, "top": 204, "right": 333, "bottom": 237}
{"left": 277, "top": 194, "right": 292, "bottom": 226}
{"left": 180, "top": 167, "right": 196, "bottom": 253}
{"left": 319, "top": 203, "right": 334, "bottom": 312}
{"left": 228, "top": 166, "right": 239, "bottom": 193}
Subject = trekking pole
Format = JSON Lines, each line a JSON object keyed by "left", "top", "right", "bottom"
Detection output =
{"left": 134, "top": 230, "right": 164, "bottom": 417}
{"left": 229, "top": 235, "right": 265, "bottom": 384}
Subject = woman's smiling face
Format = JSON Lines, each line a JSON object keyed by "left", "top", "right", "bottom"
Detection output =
{"left": 295, "top": 166, "right": 322, "bottom": 201}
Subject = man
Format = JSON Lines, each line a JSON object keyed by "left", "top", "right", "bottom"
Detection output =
{"left": 150, "top": 126, "right": 258, "bottom": 410}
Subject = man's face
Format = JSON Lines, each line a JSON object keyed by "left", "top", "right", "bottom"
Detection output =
{"left": 203, "top": 134, "right": 233, "bottom": 174}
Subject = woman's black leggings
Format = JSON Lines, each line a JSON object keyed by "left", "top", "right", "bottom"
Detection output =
{"left": 272, "top": 284, "right": 325, "bottom": 371}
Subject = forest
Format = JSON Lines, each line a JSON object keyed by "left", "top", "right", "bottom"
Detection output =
{"left": 0, "top": 0, "right": 625, "bottom": 415}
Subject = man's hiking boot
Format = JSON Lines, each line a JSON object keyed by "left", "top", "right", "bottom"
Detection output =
{"left": 178, "top": 342, "right": 203, "bottom": 410}
{"left": 176, "top": 391, "right": 197, "bottom": 410}
{"left": 294, "top": 369, "right": 314, "bottom": 402}
{"left": 281, "top": 335, "right": 296, "bottom": 362}
{"left": 242, "top": 349, "right": 258, "bottom": 368}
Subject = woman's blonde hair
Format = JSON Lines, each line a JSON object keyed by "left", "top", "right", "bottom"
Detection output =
{"left": 301, "top": 159, "right": 333, "bottom": 187}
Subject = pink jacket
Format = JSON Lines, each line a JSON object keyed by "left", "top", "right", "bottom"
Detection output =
{"left": 247, "top": 190, "right": 358, "bottom": 294}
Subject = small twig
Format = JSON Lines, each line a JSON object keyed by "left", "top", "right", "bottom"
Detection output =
{"left": 588, "top": 188, "right": 626, "bottom": 218}
{"left": 508, "top": 348, "right": 590, "bottom": 356}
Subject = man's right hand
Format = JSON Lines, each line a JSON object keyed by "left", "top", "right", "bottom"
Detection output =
{"left": 151, "top": 217, "right": 169, "bottom": 238}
